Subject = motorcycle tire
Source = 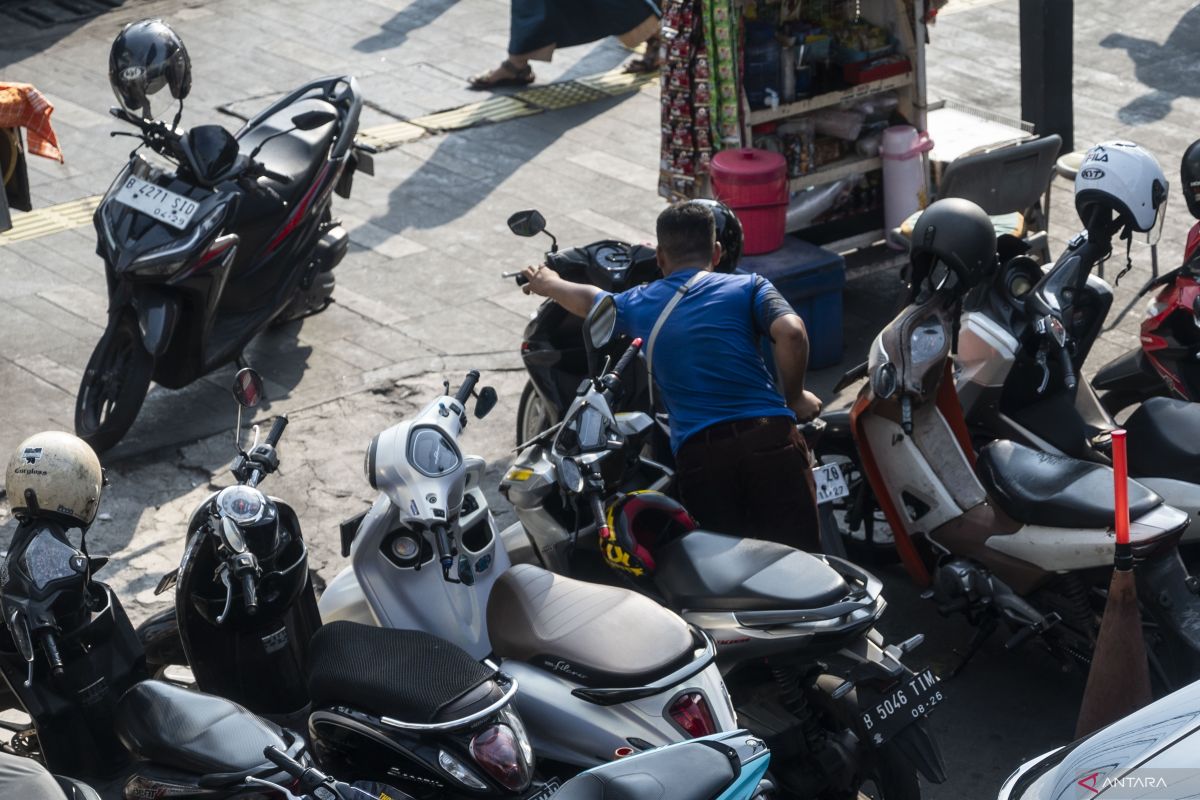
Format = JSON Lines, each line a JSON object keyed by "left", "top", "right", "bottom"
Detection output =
{"left": 516, "top": 379, "right": 559, "bottom": 445}
{"left": 74, "top": 313, "right": 154, "bottom": 453}
{"left": 813, "top": 437, "right": 900, "bottom": 567}
{"left": 810, "top": 674, "right": 924, "bottom": 800}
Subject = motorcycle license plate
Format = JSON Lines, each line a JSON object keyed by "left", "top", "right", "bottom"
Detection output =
{"left": 860, "top": 669, "right": 946, "bottom": 746}
{"left": 525, "top": 778, "right": 561, "bottom": 800}
{"left": 813, "top": 462, "right": 849, "bottom": 505}
{"left": 114, "top": 175, "right": 200, "bottom": 230}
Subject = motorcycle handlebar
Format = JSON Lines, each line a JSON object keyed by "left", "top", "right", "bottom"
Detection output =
{"left": 610, "top": 338, "right": 643, "bottom": 378}
{"left": 39, "top": 630, "right": 64, "bottom": 677}
{"left": 455, "top": 371, "right": 480, "bottom": 405}
{"left": 265, "top": 415, "right": 289, "bottom": 448}
{"left": 241, "top": 574, "right": 259, "bottom": 616}
{"left": 1057, "top": 344, "right": 1077, "bottom": 391}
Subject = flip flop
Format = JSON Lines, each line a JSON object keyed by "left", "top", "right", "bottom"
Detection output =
{"left": 623, "top": 37, "right": 662, "bottom": 74}
{"left": 469, "top": 59, "right": 535, "bottom": 90}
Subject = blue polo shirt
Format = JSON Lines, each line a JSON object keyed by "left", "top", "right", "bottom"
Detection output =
{"left": 601, "top": 269, "right": 795, "bottom": 454}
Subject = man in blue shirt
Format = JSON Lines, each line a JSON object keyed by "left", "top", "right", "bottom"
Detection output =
{"left": 521, "top": 202, "right": 822, "bottom": 551}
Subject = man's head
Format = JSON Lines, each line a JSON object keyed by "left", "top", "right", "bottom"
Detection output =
{"left": 656, "top": 202, "right": 722, "bottom": 274}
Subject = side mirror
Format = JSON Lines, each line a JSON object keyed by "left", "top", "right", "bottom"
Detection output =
{"left": 232, "top": 368, "right": 265, "bottom": 408}
{"left": 558, "top": 456, "right": 585, "bottom": 494}
{"left": 507, "top": 210, "right": 546, "bottom": 237}
{"left": 475, "top": 386, "right": 498, "bottom": 419}
{"left": 584, "top": 295, "right": 618, "bottom": 352}
{"left": 291, "top": 109, "right": 337, "bottom": 131}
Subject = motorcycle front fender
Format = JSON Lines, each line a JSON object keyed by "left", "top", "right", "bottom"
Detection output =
{"left": 130, "top": 286, "right": 179, "bottom": 357}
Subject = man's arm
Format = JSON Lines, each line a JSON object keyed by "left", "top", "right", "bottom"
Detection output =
{"left": 521, "top": 265, "right": 603, "bottom": 318}
{"left": 770, "top": 314, "right": 823, "bottom": 422}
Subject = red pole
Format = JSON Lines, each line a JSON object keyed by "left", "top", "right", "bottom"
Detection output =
{"left": 1112, "top": 429, "right": 1129, "bottom": 548}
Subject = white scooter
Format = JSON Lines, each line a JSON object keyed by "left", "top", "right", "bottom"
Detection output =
{"left": 318, "top": 371, "right": 738, "bottom": 775}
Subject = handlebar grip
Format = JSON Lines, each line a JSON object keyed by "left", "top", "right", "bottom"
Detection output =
{"left": 611, "top": 338, "right": 643, "bottom": 378}
{"left": 241, "top": 574, "right": 259, "bottom": 616}
{"left": 515, "top": 273, "right": 530, "bottom": 286}
{"left": 265, "top": 415, "right": 288, "bottom": 447}
{"left": 263, "top": 746, "right": 305, "bottom": 779}
{"left": 455, "top": 371, "right": 480, "bottom": 405}
{"left": 1058, "top": 345, "right": 1077, "bottom": 391}
{"left": 262, "top": 167, "right": 291, "bottom": 184}
{"left": 40, "top": 631, "right": 64, "bottom": 677}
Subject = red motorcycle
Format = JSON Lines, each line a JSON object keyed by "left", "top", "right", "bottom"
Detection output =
{"left": 1093, "top": 140, "right": 1200, "bottom": 413}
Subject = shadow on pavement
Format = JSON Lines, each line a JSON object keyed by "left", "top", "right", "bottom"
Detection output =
{"left": 354, "top": 0, "right": 459, "bottom": 52}
{"left": 1101, "top": 6, "right": 1200, "bottom": 124}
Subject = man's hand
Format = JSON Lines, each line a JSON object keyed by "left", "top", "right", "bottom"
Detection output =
{"left": 790, "top": 389, "right": 823, "bottom": 423}
{"left": 521, "top": 264, "right": 559, "bottom": 297}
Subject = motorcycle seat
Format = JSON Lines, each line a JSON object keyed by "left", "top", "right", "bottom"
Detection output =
{"left": 653, "top": 530, "right": 850, "bottom": 612}
{"left": 1124, "top": 397, "right": 1200, "bottom": 484}
{"left": 554, "top": 741, "right": 736, "bottom": 800}
{"left": 237, "top": 96, "right": 338, "bottom": 206}
{"left": 488, "top": 564, "right": 695, "bottom": 686}
{"left": 115, "top": 680, "right": 290, "bottom": 777}
{"left": 976, "top": 440, "right": 1162, "bottom": 529}
{"left": 308, "top": 621, "right": 499, "bottom": 723}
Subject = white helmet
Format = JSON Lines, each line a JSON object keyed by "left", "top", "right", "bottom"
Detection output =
{"left": 5, "top": 431, "right": 104, "bottom": 528}
{"left": 1075, "top": 141, "right": 1169, "bottom": 243}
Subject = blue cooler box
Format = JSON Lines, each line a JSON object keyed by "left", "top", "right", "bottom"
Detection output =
{"left": 739, "top": 236, "right": 846, "bottom": 370}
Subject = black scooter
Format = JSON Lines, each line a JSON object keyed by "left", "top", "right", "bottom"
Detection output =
{"left": 77, "top": 75, "right": 374, "bottom": 453}
{"left": 138, "top": 368, "right": 320, "bottom": 719}
{"left": 504, "top": 210, "right": 661, "bottom": 449}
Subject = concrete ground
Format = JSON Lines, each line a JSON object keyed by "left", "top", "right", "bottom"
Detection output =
{"left": 1, "top": 0, "right": 1197, "bottom": 796}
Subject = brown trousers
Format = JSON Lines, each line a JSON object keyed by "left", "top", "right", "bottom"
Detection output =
{"left": 675, "top": 416, "right": 821, "bottom": 552}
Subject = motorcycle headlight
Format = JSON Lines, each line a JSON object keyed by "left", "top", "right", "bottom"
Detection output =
{"left": 127, "top": 200, "right": 230, "bottom": 276}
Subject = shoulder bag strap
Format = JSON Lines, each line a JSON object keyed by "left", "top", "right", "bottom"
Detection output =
{"left": 645, "top": 271, "right": 705, "bottom": 413}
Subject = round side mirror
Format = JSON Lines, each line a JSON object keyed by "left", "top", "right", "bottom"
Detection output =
{"left": 584, "top": 295, "right": 618, "bottom": 352}
{"left": 558, "top": 457, "right": 585, "bottom": 494}
{"left": 507, "top": 210, "right": 547, "bottom": 237}
{"left": 475, "top": 386, "right": 498, "bottom": 419}
{"left": 232, "top": 368, "right": 265, "bottom": 408}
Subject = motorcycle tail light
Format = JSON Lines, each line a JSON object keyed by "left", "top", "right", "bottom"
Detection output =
{"left": 668, "top": 692, "right": 717, "bottom": 738}
{"left": 469, "top": 709, "right": 533, "bottom": 791}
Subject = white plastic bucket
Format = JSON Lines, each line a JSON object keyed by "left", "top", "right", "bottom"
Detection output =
{"left": 881, "top": 125, "right": 933, "bottom": 247}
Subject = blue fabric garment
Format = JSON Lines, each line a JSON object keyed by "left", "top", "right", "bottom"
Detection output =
{"left": 509, "top": 0, "right": 661, "bottom": 54}
{"left": 602, "top": 269, "right": 794, "bottom": 454}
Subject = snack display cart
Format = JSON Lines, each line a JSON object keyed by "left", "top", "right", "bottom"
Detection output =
{"left": 658, "top": 0, "right": 936, "bottom": 261}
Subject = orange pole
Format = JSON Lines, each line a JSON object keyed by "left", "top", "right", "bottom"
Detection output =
{"left": 1112, "top": 429, "right": 1129, "bottom": 547}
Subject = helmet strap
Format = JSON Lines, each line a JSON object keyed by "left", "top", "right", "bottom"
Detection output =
{"left": 171, "top": 99, "right": 184, "bottom": 132}
{"left": 23, "top": 488, "right": 40, "bottom": 516}
{"left": 1113, "top": 230, "right": 1134, "bottom": 286}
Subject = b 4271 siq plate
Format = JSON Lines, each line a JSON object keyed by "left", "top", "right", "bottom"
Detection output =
{"left": 114, "top": 175, "right": 200, "bottom": 230}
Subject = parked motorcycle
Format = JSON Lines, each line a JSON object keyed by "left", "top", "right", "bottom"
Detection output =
{"left": 504, "top": 210, "right": 661, "bottom": 448}
{"left": 1094, "top": 137, "right": 1200, "bottom": 412}
{"left": 318, "top": 371, "right": 741, "bottom": 778}
{"left": 137, "top": 367, "right": 321, "bottom": 718}
{"left": 77, "top": 62, "right": 373, "bottom": 452}
{"left": 499, "top": 296, "right": 945, "bottom": 800}
{"left": 838, "top": 197, "right": 1200, "bottom": 689}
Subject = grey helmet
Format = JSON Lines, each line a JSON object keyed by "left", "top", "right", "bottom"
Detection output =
{"left": 908, "top": 198, "right": 997, "bottom": 296}
{"left": 109, "top": 19, "right": 192, "bottom": 119}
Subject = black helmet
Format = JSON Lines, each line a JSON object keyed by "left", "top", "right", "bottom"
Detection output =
{"left": 1182, "top": 139, "right": 1200, "bottom": 219}
{"left": 109, "top": 19, "right": 191, "bottom": 119}
{"left": 908, "top": 198, "right": 996, "bottom": 295}
{"left": 687, "top": 198, "right": 743, "bottom": 272}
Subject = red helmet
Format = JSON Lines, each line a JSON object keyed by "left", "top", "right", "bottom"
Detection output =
{"left": 602, "top": 491, "right": 697, "bottom": 577}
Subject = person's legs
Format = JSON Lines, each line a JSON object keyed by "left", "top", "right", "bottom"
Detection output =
{"left": 470, "top": 0, "right": 555, "bottom": 88}
{"left": 676, "top": 434, "right": 746, "bottom": 536}
{"left": 736, "top": 422, "right": 821, "bottom": 551}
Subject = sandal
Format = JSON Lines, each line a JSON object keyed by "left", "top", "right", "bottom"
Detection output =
{"left": 469, "top": 59, "right": 535, "bottom": 90}
{"left": 622, "top": 36, "right": 662, "bottom": 74}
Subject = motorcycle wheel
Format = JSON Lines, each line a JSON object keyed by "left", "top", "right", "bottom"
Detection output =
{"left": 814, "top": 439, "right": 899, "bottom": 567}
{"left": 75, "top": 313, "right": 154, "bottom": 453}
{"left": 516, "top": 380, "right": 558, "bottom": 445}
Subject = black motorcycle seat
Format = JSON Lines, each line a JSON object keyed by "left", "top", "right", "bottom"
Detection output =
{"left": 308, "top": 621, "right": 497, "bottom": 723}
{"left": 488, "top": 564, "right": 695, "bottom": 686}
{"left": 554, "top": 741, "right": 736, "bottom": 800}
{"left": 115, "top": 680, "right": 289, "bottom": 777}
{"left": 1124, "top": 397, "right": 1200, "bottom": 484}
{"left": 54, "top": 776, "right": 102, "bottom": 800}
{"left": 654, "top": 530, "right": 850, "bottom": 612}
{"left": 976, "top": 440, "right": 1162, "bottom": 528}
{"left": 237, "top": 97, "right": 338, "bottom": 204}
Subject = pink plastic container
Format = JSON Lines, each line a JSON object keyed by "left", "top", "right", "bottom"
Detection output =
{"left": 711, "top": 148, "right": 789, "bottom": 255}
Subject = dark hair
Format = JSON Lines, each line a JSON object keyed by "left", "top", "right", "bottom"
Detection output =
{"left": 657, "top": 202, "right": 716, "bottom": 267}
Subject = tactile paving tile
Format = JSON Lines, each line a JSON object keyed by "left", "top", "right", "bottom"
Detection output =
{"left": 0, "top": 196, "right": 100, "bottom": 244}
{"left": 410, "top": 96, "right": 540, "bottom": 132}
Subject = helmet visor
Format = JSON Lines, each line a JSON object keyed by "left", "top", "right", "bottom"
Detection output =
{"left": 1141, "top": 193, "right": 1168, "bottom": 246}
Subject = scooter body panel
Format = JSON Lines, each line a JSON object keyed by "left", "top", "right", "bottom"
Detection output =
{"left": 318, "top": 565, "right": 378, "bottom": 625}
{"left": 498, "top": 659, "right": 736, "bottom": 767}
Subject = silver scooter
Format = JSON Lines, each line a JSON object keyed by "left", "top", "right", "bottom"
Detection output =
{"left": 318, "top": 371, "right": 739, "bottom": 778}
{"left": 498, "top": 297, "right": 947, "bottom": 800}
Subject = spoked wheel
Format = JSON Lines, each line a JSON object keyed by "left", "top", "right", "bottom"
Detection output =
{"left": 816, "top": 440, "right": 899, "bottom": 566}
{"left": 75, "top": 314, "right": 154, "bottom": 453}
{"left": 516, "top": 379, "right": 558, "bottom": 445}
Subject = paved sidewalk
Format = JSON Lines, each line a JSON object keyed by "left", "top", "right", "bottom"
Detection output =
{"left": 2, "top": 1, "right": 1200, "bottom": 796}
